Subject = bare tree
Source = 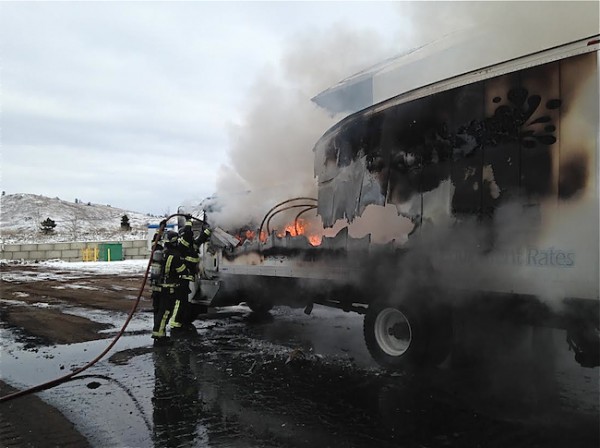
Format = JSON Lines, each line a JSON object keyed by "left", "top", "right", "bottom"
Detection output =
{"left": 31, "top": 209, "right": 42, "bottom": 232}
{"left": 65, "top": 213, "right": 83, "bottom": 241}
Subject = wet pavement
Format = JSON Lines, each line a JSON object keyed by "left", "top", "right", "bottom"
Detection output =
{"left": 1, "top": 305, "right": 599, "bottom": 447}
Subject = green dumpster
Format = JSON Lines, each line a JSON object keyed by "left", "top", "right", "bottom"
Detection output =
{"left": 98, "top": 243, "right": 123, "bottom": 261}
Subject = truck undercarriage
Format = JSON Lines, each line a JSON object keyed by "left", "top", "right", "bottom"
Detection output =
{"left": 185, "top": 219, "right": 600, "bottom": 370}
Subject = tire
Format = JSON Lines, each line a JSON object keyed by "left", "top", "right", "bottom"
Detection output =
{"left": 364, "top": 300, "right": 452, "bottom": 370}
{"left": 364, "top": 302, "right": 426, "bottom": 369}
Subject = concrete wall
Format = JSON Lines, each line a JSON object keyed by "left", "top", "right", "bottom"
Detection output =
{"left": 0, "top": 240, "right": 149, "bottom": 262}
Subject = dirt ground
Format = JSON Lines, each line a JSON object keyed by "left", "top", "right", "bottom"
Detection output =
{"left": 1, "top": 264, "right": 150, "bottom": 342}
{"left": 1, "top": 262, "right": 598, "bottom": 448}
{"left": 0, "top": 380, "right": 90, "bottom": 448}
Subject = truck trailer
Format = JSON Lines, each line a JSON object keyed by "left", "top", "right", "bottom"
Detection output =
{"left": 185, "top": 29, "right": 600, "bottom": 370}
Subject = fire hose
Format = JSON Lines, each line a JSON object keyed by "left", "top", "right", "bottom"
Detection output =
{"left": 0, "top": 213, "right": 199, "bottom": 404}
{"left": 258, "top": 197, "right": 317, "bottom": 238}
{"left": 265, "top": 204, "right": 317, "bottom": 235}
{"left": 0, "top": 198, "right": 315, "bottom": 403}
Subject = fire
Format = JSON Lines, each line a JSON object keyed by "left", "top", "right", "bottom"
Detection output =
{"left": 239, "top": 219, "right": 322, "bottom": 246}
{"left": 235, "top": 228, "right": 263, "bottom": 244}
{"left": 241, "top": 229, "right": 267, "bottom": 243}
{"left": 276, "top": 218, "right": 322, "bottom": 246}
{"left": 307, "top": 234, "right": 322, "bottom": 246}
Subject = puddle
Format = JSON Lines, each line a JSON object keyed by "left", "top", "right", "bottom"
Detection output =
{"left": 0, "top": 297, "right": 153, "bottom": 335}
{"left": 60, "top": 306, "right": 152, "bottom": 334}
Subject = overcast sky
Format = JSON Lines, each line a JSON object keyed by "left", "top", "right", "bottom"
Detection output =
{"left": 2, "top": 1, "right": 595, "bottom": 217}
{"left": 0, "top": 1, "right": 410, "bottom": 215}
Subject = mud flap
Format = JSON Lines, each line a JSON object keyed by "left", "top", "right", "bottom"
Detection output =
{"left": 187, "top": 279, "right": 198, "bottom": 301}
{"left": 567, "top": 324, "right": 600, "bottom": 368}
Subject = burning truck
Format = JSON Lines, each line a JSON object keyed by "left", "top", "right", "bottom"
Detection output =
{"left": 182, "top": 29, "right": 600, "bottom": 370}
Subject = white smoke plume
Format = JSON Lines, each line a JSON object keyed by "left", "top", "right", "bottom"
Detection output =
{"left": 211, "top": 24, "right": 397, "bottom": 230}
{"left": 394, "top": 1, "right": 598, "bottom": 46}
{"left": 210, "top": 1, "right": 598, "bottom": 237}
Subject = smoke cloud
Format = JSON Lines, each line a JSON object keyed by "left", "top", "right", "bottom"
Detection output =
{"left": 210, "top": 1, "right": 598, "bottom": 243}
{"left": 394, "top": 1, "right": 598, "bottom": 46}
{"left": 211, "top": 24, "right": 397, "bottom": 230}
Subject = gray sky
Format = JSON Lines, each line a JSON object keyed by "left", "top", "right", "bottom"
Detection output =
{"left": 0, "top": 1, "right": 407, "bottom": 215}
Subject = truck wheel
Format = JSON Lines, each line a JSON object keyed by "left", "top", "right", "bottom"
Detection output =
{"left": 246, "top": 300, "right": 274, "bottom": 314}
{"left": 364, "top": 302, "right": 426, "bottom": 369}
{"left": 364, "top": 300, "right": 452, "bottom": 369}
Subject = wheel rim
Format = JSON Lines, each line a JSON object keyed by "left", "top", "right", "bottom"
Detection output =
{"left": 374, "top": 307, "right": 412, "bottom": 357}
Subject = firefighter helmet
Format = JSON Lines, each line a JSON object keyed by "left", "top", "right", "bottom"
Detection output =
{"left": 164, "top": 230, "right": 179, "bottom": 246}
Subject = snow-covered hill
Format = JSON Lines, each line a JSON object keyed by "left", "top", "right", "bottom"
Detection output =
{"left": 0, "top": 193, "right": 160, "bottom": 244}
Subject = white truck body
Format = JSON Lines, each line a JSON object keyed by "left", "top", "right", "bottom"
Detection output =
{"left": 312, "top": 34, "right": 600, "bottom": 303}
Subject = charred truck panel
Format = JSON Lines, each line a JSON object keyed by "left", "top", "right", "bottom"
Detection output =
{"left": 315, "top": 49, "right": 599, "bottom": 299}
{"left": 193, "top": 35, "right": 600, "bottom": 369}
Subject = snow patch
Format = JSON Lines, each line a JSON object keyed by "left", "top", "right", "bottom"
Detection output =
{"left": 1, "top": 260, "right": 148, "bottom": 282}
{"left": 52, "top": 284, "right": 99, "bottom": 291}
{"left": 40, "top": 259, "right": 148, "bottom": 275}
{"left": 12, "top": 292, "right": 30, "bottom": 298}
{"left": 0, "top": 299, "right": 28, "bottom": 306}
{"left": 32, "top": 302, "right": 51, "bottom": 308}
{"left": 1, "top": 193, "right": 157, "bottom": 244}
{"left": 1, "top": 270, "right": 84, "bottom": 282}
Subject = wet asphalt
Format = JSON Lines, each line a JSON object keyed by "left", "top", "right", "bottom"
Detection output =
{"left": 1, "top": 305, "right": 598, "bottom": 448}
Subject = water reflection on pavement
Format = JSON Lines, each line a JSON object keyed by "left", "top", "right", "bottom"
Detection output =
{"left": 1, "top": 305, "right": 598, "bottom": 447}
{"left": 145, "top": 307, "right": 598, "bottom": 448}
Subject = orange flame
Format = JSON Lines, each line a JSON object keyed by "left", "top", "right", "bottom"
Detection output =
{"left": 276, "top": 219, "right": 322, "bottom": 246}
{"left": 237, "top": 221, "right": 321, "bottom": 246}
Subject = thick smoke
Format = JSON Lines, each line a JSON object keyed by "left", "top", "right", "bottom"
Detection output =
{"left": 395, "top": 1, "right": 598, "bottom": 46}
{"left": 211, "top": 24, "right": 396, "bottom": 230}
{"left": 210, "top": 1, "right": 598, "bottom": 306}
{"left": 210, "top": 1, "right": 598, "bottom": 231}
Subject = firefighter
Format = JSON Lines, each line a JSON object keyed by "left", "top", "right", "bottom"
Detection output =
{"left": 152, "top": 230, "right": 189, "bottom": 346}
{"left": 169, "top": 215, "right": 212, "bottom": 333}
